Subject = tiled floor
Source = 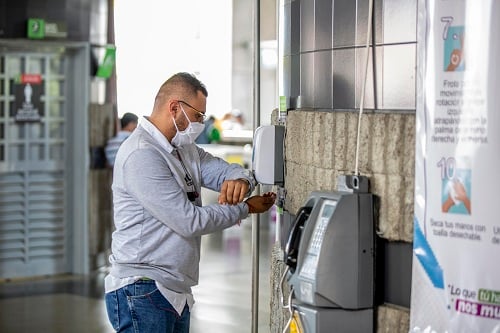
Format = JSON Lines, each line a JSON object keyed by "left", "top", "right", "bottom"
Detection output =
{"left": 0, "top": 219, "right": 276, "bottom": 333}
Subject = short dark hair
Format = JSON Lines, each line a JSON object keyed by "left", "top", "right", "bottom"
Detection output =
{"left": 166, "top": 72, "right": 208, "bottom": 98}
{"left": 153, "top": 72, "right": 208, "bottom": 111}
{"left": 121, "top": 112, "right": 138, "bottom": 128}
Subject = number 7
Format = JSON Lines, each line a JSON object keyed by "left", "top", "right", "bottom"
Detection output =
{"left": 441, "top": 16, "right": 453, "bottom": 40}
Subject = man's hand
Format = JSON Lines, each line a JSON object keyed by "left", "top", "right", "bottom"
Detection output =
{"left": 245, "top": 192, "right": 276, "bottom": 214}
{"left": 218, "top": 179, "right": 250, "bottom": 205}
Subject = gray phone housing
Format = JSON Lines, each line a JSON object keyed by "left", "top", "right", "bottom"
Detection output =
{"left": 289, "top": 188, "right": 375, "bottom": 310}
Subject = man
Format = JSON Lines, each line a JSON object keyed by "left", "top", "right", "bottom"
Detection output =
{"left": 105, "top": 112, "right": 139, "bottom": 167}
{"left": 104, "top": 72, "right": 275, "bottom": 332}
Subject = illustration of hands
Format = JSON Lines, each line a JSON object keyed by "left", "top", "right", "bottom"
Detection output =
{"left": 452, "top": 179, "right": 468, "bottom": 202}
{"left": 443, "top": 178, "right": 471, "bottom": 214}
{"left": 446, "top": 33, "right": 465, "bottom": 71}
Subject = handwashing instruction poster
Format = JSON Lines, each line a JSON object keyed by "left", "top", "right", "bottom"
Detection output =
{"left": 411, "top": 0, "right": 500, "bottom": 332}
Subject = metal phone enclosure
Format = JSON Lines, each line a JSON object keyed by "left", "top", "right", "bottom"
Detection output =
{"left": 291, "top": 189, "right": 375, "bottom": 310}
{"left": 251, "top": 125, "right": 285, "bottom": 185}
{"left": 293, "top": 304, "right": 373, "bottom": 333}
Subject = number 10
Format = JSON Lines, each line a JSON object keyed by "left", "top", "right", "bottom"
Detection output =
{"left": 437, "top": 157, "right": 456, "bottom": 180}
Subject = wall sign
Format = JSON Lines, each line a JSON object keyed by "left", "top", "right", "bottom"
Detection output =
{"left": 13, "top": 74, "right": 43, "bottom": 122}
{"left": 411, "top": 1, "right": 500, "bottom": 332}
{"left": 27, "top": 18, "right": 68, "bottom": 39}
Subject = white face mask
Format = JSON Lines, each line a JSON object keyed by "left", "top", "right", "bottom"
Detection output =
{"left": 171, "top": 104, "right": 205, "bottom": 147}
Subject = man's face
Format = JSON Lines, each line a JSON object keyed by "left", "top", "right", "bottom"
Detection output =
{"left": 173, "top": 91, "right": 207, "bottom": 131}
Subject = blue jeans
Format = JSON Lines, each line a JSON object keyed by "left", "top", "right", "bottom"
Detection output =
{"left": 105, "top": 280, "right": 190, "bottom": 333}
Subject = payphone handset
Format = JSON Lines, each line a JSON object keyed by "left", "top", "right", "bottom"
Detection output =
{"left": 284, "top": 176, "right": 375, "bottom": 310}
{"left": 284, "top": 193, "right": 323, "bottom": 274}
{"left": 284, "top": 206, "right": 312, "bottom": 274}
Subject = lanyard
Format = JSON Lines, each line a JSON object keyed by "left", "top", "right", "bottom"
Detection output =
{"left": 175, "top": 150, "right": 199, "bottom": 202}
{"left": 176, "top": 150, "right": 194, "bottom": 187}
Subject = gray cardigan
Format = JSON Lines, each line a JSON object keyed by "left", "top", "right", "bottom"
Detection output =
{"left": 108, "top": 120, "right": 254, "bottom": 294}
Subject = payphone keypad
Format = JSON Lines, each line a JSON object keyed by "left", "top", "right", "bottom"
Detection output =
{"left": 299, "top": 200, "right": 337, "bottom": 280}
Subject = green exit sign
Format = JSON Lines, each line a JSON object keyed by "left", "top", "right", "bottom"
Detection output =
{"left": 27, "top": 18, "right": 45, "bottom": 39}
{"left": 27, "top": 18, "right": 67, "bottom": 39}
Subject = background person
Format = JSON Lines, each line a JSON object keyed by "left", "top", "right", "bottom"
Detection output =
{"left": 194, "top": 114, "right": 221, "bottom": 144}
{"left": 220, "top": 108, "right": 245, "bottom": 131}
{"left": 104, "top": 112, "right": 139, "bottom": 167}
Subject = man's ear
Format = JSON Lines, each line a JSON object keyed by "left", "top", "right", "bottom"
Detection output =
{"left": 167, "top": 100, "right": 178, "bottom": 117}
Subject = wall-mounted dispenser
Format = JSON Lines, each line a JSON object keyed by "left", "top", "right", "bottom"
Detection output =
{"left": 252, "top": 125, "right": 285, "bottom": 185}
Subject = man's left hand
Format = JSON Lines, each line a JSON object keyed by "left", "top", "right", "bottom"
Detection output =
{"left": 219, "top": 179, "right": 250, "bottom": 205}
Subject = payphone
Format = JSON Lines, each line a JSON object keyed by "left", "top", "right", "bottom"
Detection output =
{"left": 284, "top": 175, "right": 376, "bottom": 332}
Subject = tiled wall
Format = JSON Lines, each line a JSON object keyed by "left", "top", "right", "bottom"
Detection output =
{"left": 282, "top": 0, "right": 417, "bottom": 111}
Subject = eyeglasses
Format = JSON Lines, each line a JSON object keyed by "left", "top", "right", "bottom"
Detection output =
{"left": 178, "top": 100, "right": 207, "bottom": 122}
